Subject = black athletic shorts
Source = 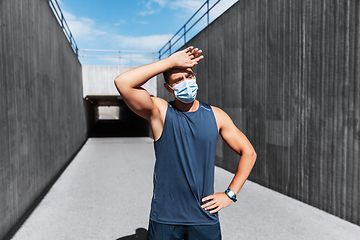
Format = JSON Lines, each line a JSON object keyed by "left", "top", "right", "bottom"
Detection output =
{"left": 147, "top": 220, "right": 222, "bottom": 240}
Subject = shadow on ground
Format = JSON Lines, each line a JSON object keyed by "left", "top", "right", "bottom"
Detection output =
{"left": 116, "top": 228, "right": 148, "bottom": 240}
{"left": 89, "top": 120, "right": 149, "bottom": 137}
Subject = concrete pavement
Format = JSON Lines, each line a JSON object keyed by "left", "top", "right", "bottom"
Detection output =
{"left": 11, "top": 138, "right": 360, "bottom": 240}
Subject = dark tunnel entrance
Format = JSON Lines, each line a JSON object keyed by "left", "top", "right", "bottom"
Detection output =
{"left": 84, "top": 95, "right": 151, "bottom": 138}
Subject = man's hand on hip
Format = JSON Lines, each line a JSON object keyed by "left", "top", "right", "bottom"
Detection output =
{"left": 201, "top": 192, "right": 232, "bottom": 214}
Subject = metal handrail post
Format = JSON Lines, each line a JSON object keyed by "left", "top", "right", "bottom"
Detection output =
{"left": 119, "top": 51, "right": 121, "bottom": 66}
{"left": 168, "top": 40, "right": 171, "bottom": 57}
{"left": 61, "top": 12, "right": 64, "bottom": 29}
{"left": 207, "top": 0, "right": 209, "bottom": 25}
{"left": 184, "top": 26, "right": 186, "bottom": 44}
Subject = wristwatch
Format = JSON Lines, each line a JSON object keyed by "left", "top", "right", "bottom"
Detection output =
{"left": 225, "top": 189, "right": 237, "bottom": 202}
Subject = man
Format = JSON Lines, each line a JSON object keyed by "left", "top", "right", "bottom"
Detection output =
{"left": 114, "top": 46, "right": 256, "bottom": 240}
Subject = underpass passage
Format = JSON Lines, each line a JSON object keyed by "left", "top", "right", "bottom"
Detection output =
{"left": 85, "top": 95, "right": 151, "bottom": 138}
{"left": 11, "top": 138, "right": 360, "bottom": 240}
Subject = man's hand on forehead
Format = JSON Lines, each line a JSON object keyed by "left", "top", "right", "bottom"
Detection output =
{"left": 168, "top": 46, "right": 204, "bottom": 69}
{"left": 187, "top": 46, "right": 203, "bottom": 59}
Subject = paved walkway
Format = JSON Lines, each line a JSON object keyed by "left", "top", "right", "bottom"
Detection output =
{"left": 11, "top": 138, "right": 360, "bottom": 240}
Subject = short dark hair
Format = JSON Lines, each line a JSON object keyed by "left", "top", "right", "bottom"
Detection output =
{"left": 163, "top": 70, "right": 171, "bottom": 84}
{"left": 163, "top": 68, "right": 194, "bottom": 84}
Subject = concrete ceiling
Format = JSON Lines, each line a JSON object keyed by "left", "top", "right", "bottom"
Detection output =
{"left": 85, "top": 95, "right": 125, "bottom": 107}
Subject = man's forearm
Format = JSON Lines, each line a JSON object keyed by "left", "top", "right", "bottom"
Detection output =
{"left": 115, "top": 58, "right": 172, "bottom": 90}
{"left": 228, "top": 152, "right": 257, "bottom": 195}
{"left": 201, "top": 152, "right": 256, "bottom": 214}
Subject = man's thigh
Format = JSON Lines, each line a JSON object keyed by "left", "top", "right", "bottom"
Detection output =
{"left": 186, "top": 223, "right": 222, "bottom": 240}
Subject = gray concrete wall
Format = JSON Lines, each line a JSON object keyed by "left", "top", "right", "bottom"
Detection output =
{"left": 157, "top": 0, "right": 360, "bottom": 225}
{"left": 0, "top": 0, "right": 88, "bottom": 238}
{"left": 82, "top": 65, "right": 157, "bottom": 97}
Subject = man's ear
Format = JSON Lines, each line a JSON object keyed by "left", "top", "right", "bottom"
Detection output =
{"left": 164, "top": 83, "right": 173, "bottom": 93}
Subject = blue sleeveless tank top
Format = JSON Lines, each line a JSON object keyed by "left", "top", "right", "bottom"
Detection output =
{"left": 150, "top": 101, "right": 219, "bottom": 225}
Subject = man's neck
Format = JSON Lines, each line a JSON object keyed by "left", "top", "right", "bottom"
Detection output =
{"left": 173, "top": 99, "right": 199, "bottom": 112}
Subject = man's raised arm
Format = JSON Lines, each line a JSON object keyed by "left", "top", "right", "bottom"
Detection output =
{"left": 114, "top": 46, "right": 203, "bottom": 121}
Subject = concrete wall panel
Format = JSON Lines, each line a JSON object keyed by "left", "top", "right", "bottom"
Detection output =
{"left": 0, "top": 0, "right": 87, "bottom": 238}
{"left": 82, "top": 65, "right": 157, "bottom": 97}
{"left": 157, "top": 0, "right": 360, "bottom": 225}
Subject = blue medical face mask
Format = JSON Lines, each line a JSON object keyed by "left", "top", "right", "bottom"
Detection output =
{"left": 168, "top": 78, "right": 198, "bottom": 103}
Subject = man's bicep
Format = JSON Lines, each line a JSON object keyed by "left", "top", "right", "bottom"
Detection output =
{"left": 120, "top": 86, "right": 155, "bottom": 121}
{"left": 218, "top": 110, "right": 254, "bottom": 156}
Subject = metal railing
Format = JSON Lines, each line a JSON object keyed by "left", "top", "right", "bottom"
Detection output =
{"left": 48, "top": 0, "right": 79, "bottom": 57}
{"left": 158, "top": 0, "right": 221, "bottom": 60}
{"left": 79, "top": 49, "right": 157, "bottom": 66}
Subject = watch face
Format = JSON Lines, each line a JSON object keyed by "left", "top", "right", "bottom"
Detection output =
{"left": 228, "top": 190, "right": 235, "bottom": 197}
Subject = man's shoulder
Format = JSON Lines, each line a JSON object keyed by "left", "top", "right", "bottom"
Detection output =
{"left": 208, "top": 105, "right": 233, "bottom": 126}
{"left": 208, "top": 104, "right": 224, "bottom": 115}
